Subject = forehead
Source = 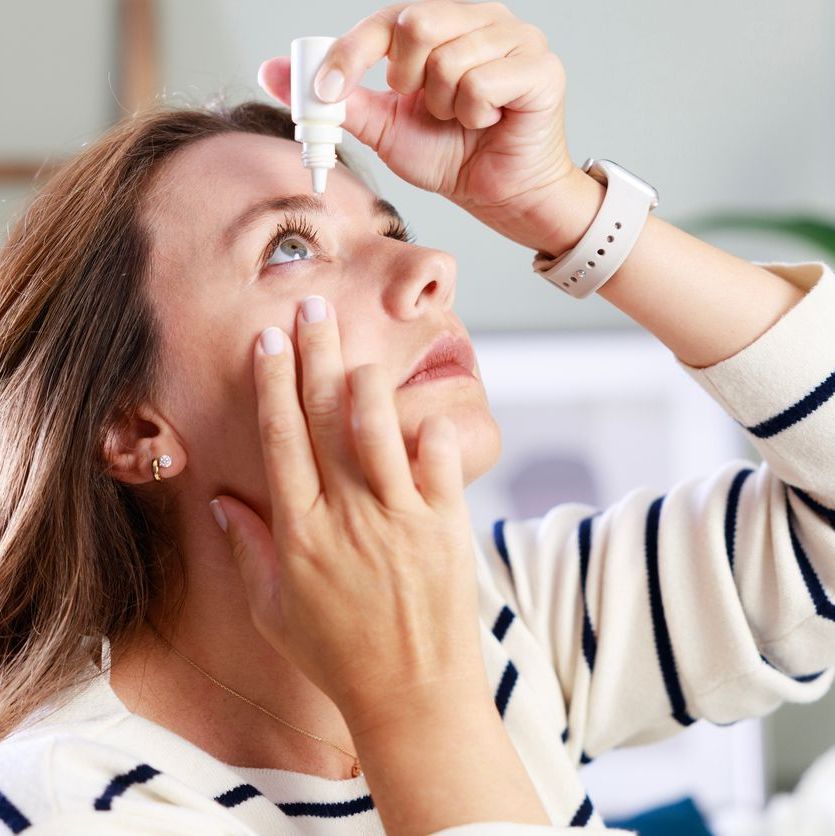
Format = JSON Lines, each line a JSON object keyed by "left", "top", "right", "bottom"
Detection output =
{"left": 141, "top": 131, "right": 372, "bottom": 249}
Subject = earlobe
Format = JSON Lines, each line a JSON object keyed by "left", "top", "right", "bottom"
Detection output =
{"left": 101, "top": 407, "right": 186, "bottom": 485}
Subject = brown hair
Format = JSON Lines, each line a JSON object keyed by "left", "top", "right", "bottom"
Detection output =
{"left": 0, "top": 97, "right": 358, "bottom": 738}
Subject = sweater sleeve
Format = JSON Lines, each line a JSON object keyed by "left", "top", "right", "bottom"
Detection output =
{"left": 478, "top": 259, "right": 835, "bottom": 765}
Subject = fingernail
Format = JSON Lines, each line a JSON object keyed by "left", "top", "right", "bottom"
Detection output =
{"left": 301, "top": 295, "right": 327, "bottom": 324}
{"left": 258, "top": 58, "right": 272, "bottom": 95}
{"left": 260, "top": 326, "right": 285, "bottom": 355}
{"left": 210, "top": 498, "right": 228, "bottom": 533}
{"left": 315, "top": 68, "right": 344, "bottom": 102}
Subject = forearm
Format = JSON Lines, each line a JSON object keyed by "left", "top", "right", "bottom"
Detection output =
{"left": 541, "top": 169, "right": 807, "bottom": 369}
{"left": 347, "top": 686, "right": 551, "bottom": 835}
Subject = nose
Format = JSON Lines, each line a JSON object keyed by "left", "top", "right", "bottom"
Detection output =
{"left": 383, "top": 244, "right": 457, "bottom": 319}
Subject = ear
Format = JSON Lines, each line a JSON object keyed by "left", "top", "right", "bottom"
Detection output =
{"left": 102, "top": 403, "right": 187, "bottom": 485}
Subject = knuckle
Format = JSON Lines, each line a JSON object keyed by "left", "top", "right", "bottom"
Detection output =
{"left": 229, "top": 533, "right": 250, "bottom": 566}
{"left": 260, "top": 353, "right": 292, "bottom": 384}
{"left": 460, "top": 69, "right": 489, "bottom": 103}
{"left": 542, "top": 52, "right": 566, "bottom": 84}
{"left": 485, "top": 1, "right": 511, "bottom": 18}
{"left": 395, "top": 5, "right": 435, "bottom": 44}
{"left": 282, "top": 513, "right": 315, "bottom": 552}
{"left": 299, "top": 326, "right": 333, "bottom": 353}
{"left": 426, "top": 45, "right": 454, "bottom": 78}
{"left": 521, "top": 21, "right": 548, "bottom": 49}
{"left": 261, "top": 413, "right": 300, "bottom": 448}
{"left": 303, "top": 386, "right": 342, "bottom": 420}
{"left": 385, "top": 61, "right": 413, "bottom": 93}
{"left": 423, "top": 86, "right": 456, "bottom": 120}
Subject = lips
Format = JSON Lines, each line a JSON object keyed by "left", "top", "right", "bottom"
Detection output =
{"left": 399, "top": 332, "right": 477, "bottom": 388}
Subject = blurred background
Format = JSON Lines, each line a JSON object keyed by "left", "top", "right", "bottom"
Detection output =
{"left": 2, "top": 1, "right": 834, "bottom": 832}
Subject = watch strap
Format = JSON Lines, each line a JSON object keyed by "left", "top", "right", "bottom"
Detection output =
{"left": 532, "top": 159, "right": 659, "bottom": 299}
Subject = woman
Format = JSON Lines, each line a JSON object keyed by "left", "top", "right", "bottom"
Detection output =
{"left": 1, "top": 2, "right": 834, "bottom": 834}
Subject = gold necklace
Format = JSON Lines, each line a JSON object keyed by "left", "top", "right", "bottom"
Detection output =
{"left": 144, "top": 620, "right": 362, "bottom": 778}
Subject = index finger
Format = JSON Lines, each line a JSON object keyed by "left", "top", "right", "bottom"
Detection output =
{"left": 254, "top": 326, "right": 322, "bottom": 522}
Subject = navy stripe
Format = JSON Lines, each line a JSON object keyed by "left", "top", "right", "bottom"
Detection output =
{"left": 578, "top": 515, "right": 598, "bottom": 672}
{"left": 760, "top": 653, "right": 826, "bottom": 684}
{"left": 0, "top": 791, "right": 31, "bottom": 834}
{"left": 492, "top": 518, "right": 511, "bottom": 574}
{"left": 569, "top": 794, "right": 594, "bottom": 827}
{"left": 494, "top": 660, "right": 518, "bottom": 717}
{"left": 215, "top": 783, "right": 263, "bottom": 808}
{"left": 724, "top": 468, "right": 754, "bottom": 572}
{"left": 93, "top": 763, "right": 160, "bottom": 811}
{"left": 492, "top": 605, "right": 515, "bottom": 642}
{"left": 580, "top": 750, "right": 593, "bottom": 765}
{"left": 787, "top": 496, "right": 835, "bottom": 621}
{"left": 745, "top": 368, "right": 835, "bottom": 438}
{"left": 790, "top": 485, "right": 835, "bottom": 529}
{"left": 561, "top": 726, "right": 569, "bottom": 744}
{"left": 279, "top": 794, "right": 375, "bottom": 818}
{"left": 646, "top": 495, "right": 697, "bottom": 727}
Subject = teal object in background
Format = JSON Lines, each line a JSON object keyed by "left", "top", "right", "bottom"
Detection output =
{"left": 605, "top": 796, "right": 713, "bottom": 836}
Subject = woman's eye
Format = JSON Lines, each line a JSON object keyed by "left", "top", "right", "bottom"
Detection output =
{"left": 267, "top": 236, "right": 313, "bottom": 265}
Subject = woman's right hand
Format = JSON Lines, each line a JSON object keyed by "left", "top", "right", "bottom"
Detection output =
{"left": 210, "top": 296, "right": 490, "bottom": 736}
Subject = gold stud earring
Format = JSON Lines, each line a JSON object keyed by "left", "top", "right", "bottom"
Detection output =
{"left": 152, "top": 454, "right": 172, "bottom": 482}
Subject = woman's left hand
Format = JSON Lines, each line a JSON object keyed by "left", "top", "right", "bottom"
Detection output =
{"left": 258, "top": 0, "right": 584, "bottom": 254}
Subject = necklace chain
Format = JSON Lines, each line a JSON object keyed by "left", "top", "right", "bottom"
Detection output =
{"left": 143, "top": 620, "right": 362, "bottom": 777}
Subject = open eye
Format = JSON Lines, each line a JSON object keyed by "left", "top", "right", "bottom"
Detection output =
{"left": 267, "top": 236, "right": 313, "bottom": 265}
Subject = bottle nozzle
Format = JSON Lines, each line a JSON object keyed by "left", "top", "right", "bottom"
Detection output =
{"left": 311, "top": 167, "right": 328, "bottom": 194}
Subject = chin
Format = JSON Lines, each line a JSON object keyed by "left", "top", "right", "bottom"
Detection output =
{"left": 399, "top": 393, "right": 502, "bottom": 488}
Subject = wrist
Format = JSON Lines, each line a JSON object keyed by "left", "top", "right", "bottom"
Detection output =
{"left": 347, "top": 680, "right": 551, "bottom": 832}
{"left": 343, "top": 674, "right": 494, "bottom": 742}
{"left": 531, "top": 166, "right": 607, "bottom": 259}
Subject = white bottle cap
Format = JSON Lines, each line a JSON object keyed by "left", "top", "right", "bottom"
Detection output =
{"left": 290, "top": 37, "right": 347, "bottom": 195}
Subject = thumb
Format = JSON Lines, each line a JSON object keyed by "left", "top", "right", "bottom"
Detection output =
{"left": 257, "top": 56, "right": 396, "bottom": 155}
{"left": 210, "top": 496, "right": 280, "bottom": 614}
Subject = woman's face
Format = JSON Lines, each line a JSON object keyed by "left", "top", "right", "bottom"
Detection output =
{"left": 141, "top": 131, "right": 501, "bottom": 523}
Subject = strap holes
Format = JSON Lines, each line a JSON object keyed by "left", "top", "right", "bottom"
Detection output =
{"left": 587, "top": 260, "right": 595, "bottom": 267}
{"left": 615, "top": 222, "right": 622, "bottom": 229}
{"left": 606, "top": 235, "right": 614, "bottom": 242}
{"left": 596, "top": 248, "right": 605, "bottom": 255}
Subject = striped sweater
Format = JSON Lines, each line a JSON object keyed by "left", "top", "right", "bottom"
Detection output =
{"left": 1, "top": 258, "right": 835, "bottom": 835}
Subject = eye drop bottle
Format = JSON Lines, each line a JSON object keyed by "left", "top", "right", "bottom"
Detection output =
{"left": 290, "top": 36, "right": 346, "bottom": 194}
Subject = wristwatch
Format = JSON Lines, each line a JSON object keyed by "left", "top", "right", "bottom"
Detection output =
{"left": 532, "top": 158, "right": 659, "bottom": 299}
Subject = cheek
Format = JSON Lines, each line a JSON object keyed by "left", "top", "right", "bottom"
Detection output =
{"left": 160, "top": 314, "right": 262, "bottom": 454}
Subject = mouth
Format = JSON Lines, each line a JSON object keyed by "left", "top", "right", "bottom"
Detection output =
{"left": 398, "top": 333, "right": 477, "bottom": 389}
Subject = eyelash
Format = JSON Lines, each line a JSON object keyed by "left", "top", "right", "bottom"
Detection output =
{"left": 262, "top": 213, "right": 416, "bottom": 267}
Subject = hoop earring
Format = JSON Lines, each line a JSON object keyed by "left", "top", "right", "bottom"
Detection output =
{"left": 152, "top": 454, "right": 172, "bottom": 482}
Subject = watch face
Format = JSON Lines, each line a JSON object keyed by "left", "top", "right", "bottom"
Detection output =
{"left": 581, "top": 158, "right": 659, "bottom": 208}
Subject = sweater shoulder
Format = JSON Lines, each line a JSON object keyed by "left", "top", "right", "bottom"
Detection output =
{"left": 0, "top": 729, "right": 253, "bottom": 835}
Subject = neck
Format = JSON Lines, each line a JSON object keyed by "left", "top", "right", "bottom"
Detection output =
{"left": 106, "top": 514, "right": 359, "bottom": 779}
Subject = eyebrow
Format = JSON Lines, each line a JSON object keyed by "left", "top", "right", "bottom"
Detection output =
{"left": 220, "top": 193, "right": 404, "bottom": 252}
